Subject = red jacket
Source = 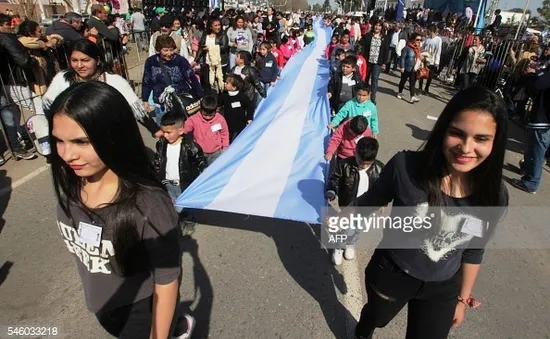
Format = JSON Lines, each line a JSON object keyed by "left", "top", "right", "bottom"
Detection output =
{"left": 356, "top": 55, "right": 367, "bottom": 81}
{"left": 325, "top": 42, "right": 337, "bottom": 59}
{"left": 271, "top": 48, "right": 284, "bottom": 68}
{"left": 326, "top": 120, "right": 373, "bottom": 159}
{"left": 183, "top": 112, "right": 229, "bottom": 154}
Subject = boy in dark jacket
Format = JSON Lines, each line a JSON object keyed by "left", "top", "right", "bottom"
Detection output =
{"left": 255, "top": 42, "right": 279, "bottom": 93}
{"left": 231, "top": 50, "right": 267, "bottom": 106}
{"left": 220, "top": 74, "right": 255, "bottom": 142}
{"left": 325, "top": 137, "right": 385, "bottom": 265}
{"left": 328, "top": 56, "right": 362, "bottom": 114}
{"left": 154, "top": 111, "right": 207, "bottom": 234}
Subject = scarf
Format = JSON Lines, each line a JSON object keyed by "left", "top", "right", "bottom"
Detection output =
{"left": 407, "top": 41, "right": 421, "bottom": 60}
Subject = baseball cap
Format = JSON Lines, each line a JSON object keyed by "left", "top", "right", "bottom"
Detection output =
{"left": 155, "top": 7, "right": 167, "bottom": 15}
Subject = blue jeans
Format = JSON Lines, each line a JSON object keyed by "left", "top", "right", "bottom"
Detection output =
{"left": 229, "top": 52, "right": 237, "bottom": 70}
{"left": 0, "top": 91, "right": 22, "bottom": 151}
{"left": 521, "top": 127, "right": 550, "bottom": 192}
{"left": 205, "top": 149, "right": 222, "bottom": 165}
{"left": 165, "top": 183, "right": 183, "bottom": 201}
{"left": 155, "top": 104, "right": 166, "bottom": 126}
{"left": 367, "top": 63, "right": 382, "bottom": 104}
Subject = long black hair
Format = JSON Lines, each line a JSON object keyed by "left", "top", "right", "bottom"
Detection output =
{"left": 419, "top": 86, "right": 508, "bottom": 208}
{"left": 64, "top": 39, "right": 110, "bottom": 84}
{"left": 48, "top": 81, "right": 165, "bottom": 276}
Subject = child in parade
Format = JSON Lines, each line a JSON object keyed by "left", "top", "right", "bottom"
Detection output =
{"left": 183, "top": 95, "right": 229, "bottom": 165}
{"left": 328, "top": 56, "right": 362, "bottom": 113}
{"left": 230, "top": 51, "right": 267, "bottom": 106}
{"left": 328, "top": 83, "right": 379, "bottom": 138}
{"left": 220, "top": 74, "right": 255, "bottom": 143}
{"left": 154, "top": 111, "right": 207, "bottom": 235}
{"left": 325, "top": 115, "right": 373, "bottom": 162}
{"left": 256, "top": 42, "right": 280, "bottom": 93}
{"left": 326, "top": 137, "right": 385, "bottom": 265}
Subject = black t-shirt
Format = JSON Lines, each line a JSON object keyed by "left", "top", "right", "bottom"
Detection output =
{"left": 56, "top": 187, "right": 182, "bottom": 313}
{"left": 355, "top": 151, "right": 508, "bottom": 281}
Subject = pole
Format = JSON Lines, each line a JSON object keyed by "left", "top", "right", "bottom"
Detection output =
{"left": 514, "top": 0, "right": 531, "bottom": 40}
{"left": 473, "top": 0, "right": 484, "bottom": 28}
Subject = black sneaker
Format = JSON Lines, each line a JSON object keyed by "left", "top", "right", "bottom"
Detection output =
{"left": 14, "top": 150, "right": 37, "bottom": 160}
{"left": 510, "top": 178, "right": 536, "bottom": 194}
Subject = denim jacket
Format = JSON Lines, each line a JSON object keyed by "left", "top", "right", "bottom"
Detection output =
{"left": 399, "top": 45, "right": 416, "bottom": 73}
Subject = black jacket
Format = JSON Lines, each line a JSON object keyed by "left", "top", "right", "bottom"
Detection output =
{"left": 262, "top": 15, "right": 279, "bottom": 40}
{"left": 256, "top": 53, "right": 279, "bottom": 84}
{"left": 220, "top": 90, "right": 255, "bottom": 134}
{"left": 87, "top": 16, "right": 119, "bottom": 42}
{"left": 361, "top": 32, "right": 390, "bottom": 66}
{"left": 526, "top": 67, "right": 550, "bottom": 129}
{"left": 154, "top": 138, "right": 208, "bottom": 190}
{"left": 328, "top": 70, "right": 362, "bottom": 111}
{"left": 0, "top": 32, "right": 37, "bottom": 86}
{"left": 230, "top": 65, "right": 267, "bottom": 102}
{"left": 327, "top": 157, "right": 385, "bottom": 206}
{"left": 196, "top": 32, "right": 230, "bottom": 67}
{"left": 46, "top": 20, "right": 84, "bottom": 41}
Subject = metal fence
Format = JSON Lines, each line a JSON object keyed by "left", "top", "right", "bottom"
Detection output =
{"left": 0, "top": 34, "right": 150, "bottom": 160}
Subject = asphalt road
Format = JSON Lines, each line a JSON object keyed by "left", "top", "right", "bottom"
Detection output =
{"left": 0, "top": 72, "right": 549, "bottom": 339}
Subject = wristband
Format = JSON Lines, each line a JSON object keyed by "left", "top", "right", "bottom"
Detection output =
{"left": 458, "top": 296, "right": 481, "bottom": 309}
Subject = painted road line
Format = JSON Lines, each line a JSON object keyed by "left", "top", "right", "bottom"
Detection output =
{"left": 427, "top": 115, "right": 438, "bottom": 121}
{"left": 0, "top": 165, "right": 49, "bottom": 196}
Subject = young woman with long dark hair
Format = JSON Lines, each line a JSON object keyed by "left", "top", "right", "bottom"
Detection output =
{"left": 352, "top": 87, "right": 509, "bottom": 339}
{"left": 49, "top": 81, "right": 194, "bottom": 339}
{"left": 42, "top": 39, "right": 160, "bottom": 137}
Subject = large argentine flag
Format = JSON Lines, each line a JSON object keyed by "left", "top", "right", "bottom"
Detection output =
{"left": 175, "top": 19, "right": 332, "bottom": 225}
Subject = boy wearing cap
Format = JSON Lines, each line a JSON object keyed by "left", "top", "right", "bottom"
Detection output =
{"left": 150, "top": 7, "right": 167, "bottom": 32}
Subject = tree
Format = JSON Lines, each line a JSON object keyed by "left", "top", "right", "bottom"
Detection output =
{"left": 14, "top": 0, "right": 39, "bottom": 20}
{"left": 323, "top": 0, "right": 331, "bottom": 12}
{"left": 537, "top": 0, "right": 550, "bottom": 24}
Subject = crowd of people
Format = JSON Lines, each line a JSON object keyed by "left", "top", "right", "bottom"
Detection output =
{"left": 0, "top": 5, "right": 549, "bottom": 339}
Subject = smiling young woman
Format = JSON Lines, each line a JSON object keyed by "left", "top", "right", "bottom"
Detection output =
{"left": 352, "top": 87, "right": 509, "bottom": 339}
{"left": 48, "top": 81, "right": 194, "bottom": 339}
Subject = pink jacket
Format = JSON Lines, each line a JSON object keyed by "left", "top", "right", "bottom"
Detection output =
{"left": 326, "top": 120, "right": 373, "bottom": 159}
{"left": 280, "top": 43, "right": 295, "bottom": 66}
{"left": 183, "top": 112, "right": 229, "bottom": 154}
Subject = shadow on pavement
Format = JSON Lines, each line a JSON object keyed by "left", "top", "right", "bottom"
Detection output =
{"left": 178, "top": 235, "right": 213, "bottom": 339}
{"left": 405, "top": 123, "right": 431, "bottom": 141}
{"left": 0, "top": 169, "right": 12, "bottom": 234}
{"left": 0, "top": 261, "right": 13, "bottom": 287}
{"left": 189, "top": 209, "right": 351, "bottom": 339}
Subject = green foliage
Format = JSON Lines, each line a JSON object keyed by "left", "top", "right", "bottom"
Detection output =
{"left": 537, "top": 0, "right": 550, "bottom": 23}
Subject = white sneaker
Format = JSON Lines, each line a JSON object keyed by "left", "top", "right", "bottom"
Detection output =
{"left": 172, "top": 314, "right": 195, "bottom": 339}
{"left": 397, "top": 93, "right": 403, "bottom": 100}
{"left": 410, "top": 96, "right": 420, "bottom": 103}
{"left": 344, "top": 246, "right": 355, "bottom": 260}
{"left": 332, "top": 249, "right": 343, "bottom": 265}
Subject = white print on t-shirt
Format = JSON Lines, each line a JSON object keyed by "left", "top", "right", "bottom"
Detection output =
{"left": 58, "top": 221, "right": 114, "bottom": 274}
{"left": 414, "top": 203, "right": 477, "bottom": 262}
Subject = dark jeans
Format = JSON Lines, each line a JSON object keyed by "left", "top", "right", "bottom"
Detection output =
{"left": 366, "top": 63, "right": 382, "bottom": 104}
{"left": 385, "top": 47, "right": 398, "bottom": 71}
{"left": 459, "top": 72, "right": 477, "bottom": 90}
{"left": 418, "top": 65, "right": 438, "bottom": 92}
{"left": 356, "top": 250, "right": 461, "bottom": 339}
{"left": 165, "top": 182, "right": 183, "bottom": 201}
{"left": 96, "top": 295, "right": 186, "bottom": 339}
{"left": 398, "top": 71, "right": 417, "bottom": 97}
{"left": 521, "top": 127, "right": 550, "bottom": 192}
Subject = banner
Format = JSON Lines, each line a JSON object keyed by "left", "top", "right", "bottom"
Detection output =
{"left": 396, "top": 0, "right": 405, "bottom": 21}
{"left": 175, "top": 19, "right": 332, "bottom": 224}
